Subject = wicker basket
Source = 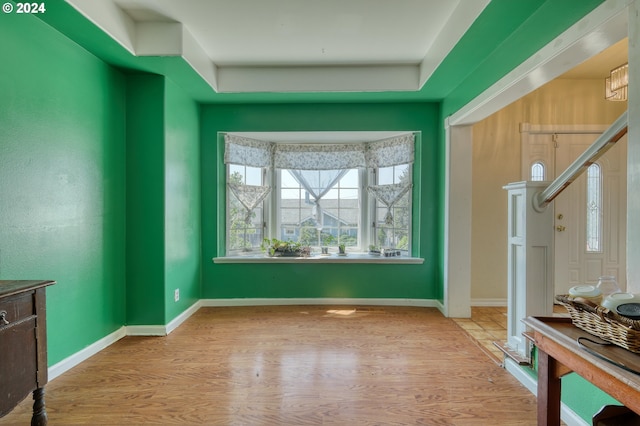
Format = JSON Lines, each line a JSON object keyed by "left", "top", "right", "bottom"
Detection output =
{"left": 555, "top": 294, "right": 640, "bottom": 354}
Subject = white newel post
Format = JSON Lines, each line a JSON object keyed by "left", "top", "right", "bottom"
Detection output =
{"left": 503, "top": 181, "right": 555, "bottom": 356}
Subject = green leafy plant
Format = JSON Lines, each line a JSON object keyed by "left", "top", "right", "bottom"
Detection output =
{"left": 261, "top": 238, "right": 311, "bottom": 257}
{"left": 321, "top": 233, "right": 335, "bottom": 247}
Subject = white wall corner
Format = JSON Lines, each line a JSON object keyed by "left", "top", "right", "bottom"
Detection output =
{"left": 444, "top": 124, "right": 473, "bottom": 318}
{"left": 182, "top": 26, "right": 219, "bottom": 92}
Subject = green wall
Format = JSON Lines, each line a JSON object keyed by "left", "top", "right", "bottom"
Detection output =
{"left": 200, "top": 103, "right": 442, "bottom": 300}
{"left": 0, "top": 11, "right": 202, "bottom": 366}
{"left": 126, "top": 74, "right": 202, "bottom": 325}
{"left": 125, "top": 74, "right": 166, "bottom": 325}
{"left": 164, "top": 79, "right": 201, "bottom": 320}
{"left": 0, "top": 12, "right": 126, "bottom": 364}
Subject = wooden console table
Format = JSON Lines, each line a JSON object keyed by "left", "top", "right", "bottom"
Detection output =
{"left": 523, "top": 316, "right": 640, "bottom": 426}
{"left": 0, "top": 280, "right": 55, "bottom": 426}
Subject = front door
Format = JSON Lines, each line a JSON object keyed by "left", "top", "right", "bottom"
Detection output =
{"left": 521, "top": 126, "right": 627, "bottom": 295}
{"left": 553, "top": 133, "right": 627, "bottom": 294}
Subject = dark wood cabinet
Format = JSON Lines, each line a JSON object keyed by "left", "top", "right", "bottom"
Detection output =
{"left": 0, "top": 280, "right": 55, "bottom": 426}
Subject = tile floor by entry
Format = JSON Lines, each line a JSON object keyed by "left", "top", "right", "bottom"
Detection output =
{"left": 453, "top": 307, "right": 509, "bottom": 363}
{"left": 454, "top": 305, "right": 569, "bottom": 364}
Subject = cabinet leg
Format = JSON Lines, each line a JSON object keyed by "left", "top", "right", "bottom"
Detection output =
{"left": 31, "top": 387, "right": 47, "bottom": 426}
{"left": 537, "top": 351, "right": 561, "bottom": 426}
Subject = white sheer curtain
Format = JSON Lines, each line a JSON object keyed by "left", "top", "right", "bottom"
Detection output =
{"left": 227, "top": 183, "right": 271, "bottom": 224}
{"left": 288, "top": 169, "right": 349, "bottom": 229}
{"left": 367, "top": 183, "right": 412, "bottom": 225}
{"left": 364, "top": 135, "right": 414, "bottom": 222}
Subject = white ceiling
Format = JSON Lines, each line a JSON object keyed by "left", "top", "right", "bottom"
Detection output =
{"left": 65, "top": 0, "right": 490, "bottom": 93}
{"left": 560, "top": 38, "right": 628, "bottom": 79}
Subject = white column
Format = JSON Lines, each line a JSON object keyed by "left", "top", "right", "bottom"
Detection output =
{"left": 627, "top": 0, "right": 640, "bottom": 293}
{"left": 504, "top": 181, "right": 554, "bottom": 356}
{"left": 444, "top": 120, "right": 472, "bottom": 318}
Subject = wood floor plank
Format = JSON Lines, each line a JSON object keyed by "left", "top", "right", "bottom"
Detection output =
{"left": 1, "top": 306, "right": 538, "bottom": 425}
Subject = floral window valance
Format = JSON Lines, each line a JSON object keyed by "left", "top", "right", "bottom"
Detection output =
{"left": 224, "top": 133, "right": 414, "bottom": 170}
{"left": 224, "top": 134, "right": 274, "bottom": 168}
{"left": 365, "top": 134, "right": 414, "bottom": 168}
{"left": 274, "top": 143, "right": 366, "bottom": 170}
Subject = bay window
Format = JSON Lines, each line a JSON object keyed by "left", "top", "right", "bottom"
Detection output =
{"left": 224, "top": 133, "right": 414, "bottom": 256}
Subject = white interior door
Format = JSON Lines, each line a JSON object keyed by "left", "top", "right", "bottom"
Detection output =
{"left": 521, "top": 128, "right": 627, "bottom": 296}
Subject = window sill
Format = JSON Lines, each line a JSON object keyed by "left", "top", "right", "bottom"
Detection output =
{"left": 213, "top": 253, "right": 424, "bottom": 264}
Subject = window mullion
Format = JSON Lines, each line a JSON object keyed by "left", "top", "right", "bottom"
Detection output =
{"left": 268, "top": 169, "right": 279, "bottom": 241}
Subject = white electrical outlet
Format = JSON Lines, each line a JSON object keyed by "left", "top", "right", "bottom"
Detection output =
{"left": 174, "top": 288, "right": 180, "bottom": 302}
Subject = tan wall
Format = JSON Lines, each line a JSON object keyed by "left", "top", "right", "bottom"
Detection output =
{"left": 470, "top": 79, "right": 627, "bottom": 303}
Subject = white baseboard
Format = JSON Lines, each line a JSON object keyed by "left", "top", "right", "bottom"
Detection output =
{"left": 201, "top": 297, "right": 442, "bottom": 309}
{"left": 126, "top": 300, "right": 202, "bottom": 336}
{"left": 48, "top": 326, "right": 127, "bottom": 381}
{"left": 166, "top": 300, "right": 202, "bottom": 334}
{"left": 505, "top": 359, "right": 588, "bottom": 426}
{"left": 471, "top": 298, "right": 507, "bottom": 307}
{"left": 49, "top": 301, "right": 202, "bottom": 379}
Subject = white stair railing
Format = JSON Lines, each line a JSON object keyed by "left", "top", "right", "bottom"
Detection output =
{"left": 534, "top": 111, "right": 628, "bottom": 211}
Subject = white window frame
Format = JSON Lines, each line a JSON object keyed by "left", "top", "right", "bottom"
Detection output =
{"left": 370, "top": 165, "right": 412, "bottom": 255}
{"left": 270, "top": 168, "right": 368, "bottom": 252}
{"left": 225, "top": 164, "right": 270, "bottom": 255}
{"left": 531, "top": 161, "right": 546, "bottom": 181}
{"left": 222, "top": 132, "right": 416, "bottom": 257}
{"left": 226, "top": 166, "right": 413, "bottom": 256}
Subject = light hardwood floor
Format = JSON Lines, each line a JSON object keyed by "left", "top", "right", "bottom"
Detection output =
{"left": 1, "top": 306, "right": 539, "bottom": 425}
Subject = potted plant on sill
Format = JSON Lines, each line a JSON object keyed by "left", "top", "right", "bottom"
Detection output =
{"left": 261, "top": 238, "right": 311, "bottom": 258}
{"left": 320, "top": 233, "right": 335, "bottom": 255}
